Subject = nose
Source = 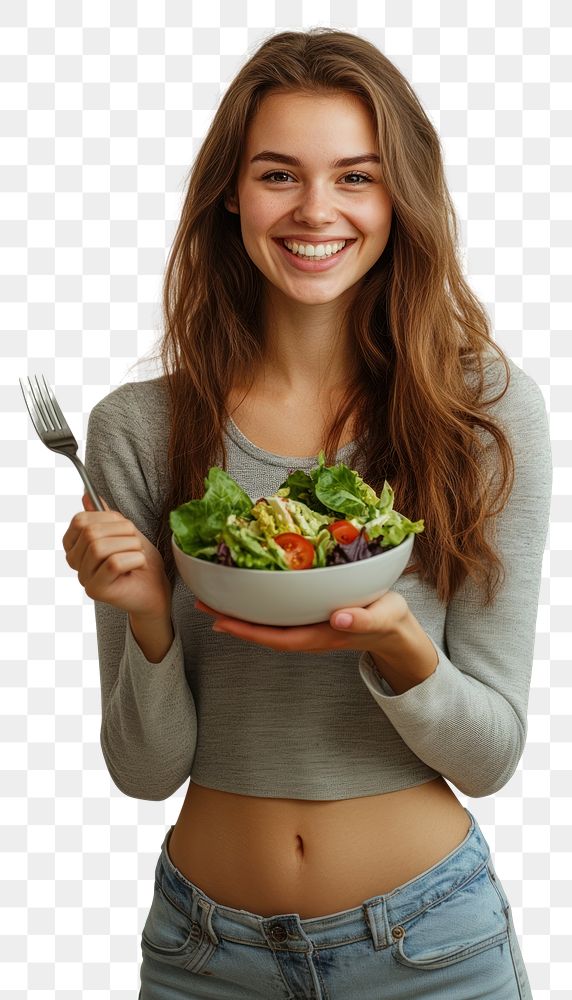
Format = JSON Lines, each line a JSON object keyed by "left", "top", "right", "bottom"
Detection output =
{"left": 292, "top": 182, "right": 338, "bottom": 227}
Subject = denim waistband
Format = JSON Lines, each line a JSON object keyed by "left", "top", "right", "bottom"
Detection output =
{"left": 156, "top": 807, "right": 490, "bottom": 954}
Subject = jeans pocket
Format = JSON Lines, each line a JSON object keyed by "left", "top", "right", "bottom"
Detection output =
{"left": 392, "top": 861, "right": 509, "bottom": 971}
{"left": 141, "top": 879, "right": 217, "bottom": 974}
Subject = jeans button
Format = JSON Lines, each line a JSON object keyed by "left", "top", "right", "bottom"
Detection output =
{"left": 392, "top": 925, "right": 405, "bottom": 939}
{"left": 270, "top": 924, "right": 288, "bottom": 942}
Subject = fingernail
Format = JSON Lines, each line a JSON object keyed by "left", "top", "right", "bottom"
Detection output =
{"left": 334, "top": 613, "right": 353, "bottom": 628}
{"left": 212, "top": 624, "right": 226, "bottom": 633}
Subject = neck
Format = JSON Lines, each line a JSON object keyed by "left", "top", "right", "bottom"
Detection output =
{"left": 258, "top": 289, "right": 358, "bottom": 397}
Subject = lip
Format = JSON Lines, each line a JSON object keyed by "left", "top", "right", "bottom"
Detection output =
{"left": 272, "top": 237, "right": 356, "bottom": 272}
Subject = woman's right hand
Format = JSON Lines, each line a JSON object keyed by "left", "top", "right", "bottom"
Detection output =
{"left": 62, "top": 494, "right": 172, "bottom": 620}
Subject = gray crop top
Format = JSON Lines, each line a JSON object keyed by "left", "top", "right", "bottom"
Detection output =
{"left": 84, "top": 353, "right": 552, "bottom": 801}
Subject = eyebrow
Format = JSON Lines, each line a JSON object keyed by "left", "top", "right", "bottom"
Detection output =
{"left": 250, "top": 151, "right": 381, "bottom": 168}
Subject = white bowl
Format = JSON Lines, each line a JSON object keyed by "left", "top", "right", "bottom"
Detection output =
{"left": 172, "top": 532, "right": 414, "bottom": 626}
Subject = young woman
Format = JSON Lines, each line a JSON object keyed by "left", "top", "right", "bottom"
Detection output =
{"left": 63, "top": 28, "right": 551, "bottom": 999}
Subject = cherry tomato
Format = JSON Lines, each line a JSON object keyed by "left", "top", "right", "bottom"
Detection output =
{"left": 274, "top": 532, "right": 315, "bottom": 570}
{"left": 327, "top": 520, "right": 361, "bottom": 545}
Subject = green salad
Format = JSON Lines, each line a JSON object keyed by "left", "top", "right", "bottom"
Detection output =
{"left": 170, "top": 450, "right": 424, "bottom": 571}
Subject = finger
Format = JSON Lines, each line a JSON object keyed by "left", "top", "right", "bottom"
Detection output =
{"left": 330, "top": 607, "right": 373, "bottom": 632}
{"left": 210, "top": 618, "right": 346, "bottom": 652}
{"left": 82, "top": 493, "right": 110, "bottom": 512}
{"left": 62, "top": 509, "right": 130, "bottom": 554}
{"left": 329, "top": 591, "right": 407, "bottom": 634}
{"left": 195, "top": 600, "right": 332, "bottom": 639}
{"left": 194, "top": 599, "right": 219, "bottom": 616}
{"left": 87, "top": 550, "right": 146, "bottom": 594}
{"left": 63, "top": 520, "right": 134, "bottom": 575}
{"left": 75, "top": 535, "right": 144, "bottom": 585}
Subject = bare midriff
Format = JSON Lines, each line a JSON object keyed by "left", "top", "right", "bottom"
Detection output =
{"left": 167, "top": 777, "right": 471, "bottom": 919}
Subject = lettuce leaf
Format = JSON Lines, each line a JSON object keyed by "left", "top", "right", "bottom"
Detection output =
{"left": 220, "top": 516, "right": 290, "bottom": 570}
{"left": 279, "top": 450, "right": 393, "bottom": 520}
{"left": 170, "top": 467, "right": 252, "bottom": 557}
{"left": 276, "top": 468, "right": 329, "bottom": 513}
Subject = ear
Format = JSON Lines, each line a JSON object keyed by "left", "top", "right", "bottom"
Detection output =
{"left": 224, "top": 190, "right": 240, "bottom": 214}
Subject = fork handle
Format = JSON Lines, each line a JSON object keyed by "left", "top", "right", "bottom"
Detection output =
{"left": 69, "top": 455, "right": 105, "bottom": 512}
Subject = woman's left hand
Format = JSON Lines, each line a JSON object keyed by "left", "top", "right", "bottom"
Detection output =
{"left": 194, "top": 590, "right": 410, "bottom": 653}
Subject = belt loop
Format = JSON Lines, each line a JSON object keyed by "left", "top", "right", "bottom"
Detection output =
{"left": 198, "top": 896, "right": 219, "bottom": 945}
{"left": 363, "top": 897, "right": 392, "bottom": 950}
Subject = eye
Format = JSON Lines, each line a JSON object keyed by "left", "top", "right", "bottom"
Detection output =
{"left": 261, "top": 171, "right": 294, "bottom": 183}
{"left": 341, "top": 172, "right": 372, "bottom": 184}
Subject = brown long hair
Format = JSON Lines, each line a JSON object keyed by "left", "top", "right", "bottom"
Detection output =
{"left": 155, "top": 27, "right": 514, "bottom": 606}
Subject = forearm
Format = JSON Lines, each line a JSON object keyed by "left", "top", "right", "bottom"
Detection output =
{"left": 368, "top": 609, "right": 438, "bottom": 694}
{"left": 359, "top": 639, "right": 526, "bottom": 796}
{"left": 101, "top": 619, "right": 197, "bottom": 799}
{"left": 129, "top": 610, "right": 175, "bottom": 663}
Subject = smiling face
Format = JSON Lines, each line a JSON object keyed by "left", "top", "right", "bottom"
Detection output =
{"left": 226, "top": 89, "right": 393, "bottom": 309}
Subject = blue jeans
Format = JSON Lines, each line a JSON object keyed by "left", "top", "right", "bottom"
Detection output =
{"left": 139, "top": 808, "right": 532, "bottom": 999}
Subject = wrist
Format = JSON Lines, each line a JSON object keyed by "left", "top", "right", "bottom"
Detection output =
{"left": 129, "top": 606, "right": 171, "bottom": 627}
{"left": 368, "top": 609, "right": 438, "bottom": 695}
{"left": 128, "top": 608, "right": 174, "bottom": 663}
{"left": 129, "top": 583, "right": 172, "bottom": 626}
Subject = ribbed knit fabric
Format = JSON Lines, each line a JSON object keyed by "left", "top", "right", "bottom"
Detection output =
{"left": 84, "top": 354, "right": 552, "bottom": 801}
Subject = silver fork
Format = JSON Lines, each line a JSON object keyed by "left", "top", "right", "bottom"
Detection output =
{"left": 19, "top": 374, "right": 104, "bottom": 511}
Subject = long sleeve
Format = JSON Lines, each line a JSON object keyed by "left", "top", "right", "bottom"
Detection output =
{"left": 84, "top": 381, "right": 197, "bottom": 800}
{"left": 359, "top": 360, "right": 552, "bottom": 798}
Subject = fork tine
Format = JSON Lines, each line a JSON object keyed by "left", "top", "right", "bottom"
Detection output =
{"left": 29, "top": 374, "right": 56, "bottom": 432}
{"left": 42, "top": 374, "right": 68, "bottom": 431}
{"left": 20, "top": 375, "right": 104, "bottom": 511}
{"left": 19, "top": 377, "right": 48, "bottom": 437}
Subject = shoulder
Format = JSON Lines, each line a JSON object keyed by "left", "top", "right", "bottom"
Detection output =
{"left": 470, "top": 348, "right": 549, "bottom": 439}
{"left": 88, "top": 377, "right": 170, "bottom": 453}
{"left": 86, "top": 376, "right": 170, "bottom": 472}
{"left": 85, "top": 377, "right": 171, "bottom": 521}
{"left": 89, "top": 376, "right": 169, "bottom": 427}
{"left": 474, "top": 348, "right": 552, "bottom": 494}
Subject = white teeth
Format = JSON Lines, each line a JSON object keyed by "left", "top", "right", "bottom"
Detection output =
{"left": 282, "top": 239, "right": 347, "bottom": 257}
